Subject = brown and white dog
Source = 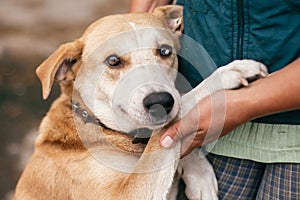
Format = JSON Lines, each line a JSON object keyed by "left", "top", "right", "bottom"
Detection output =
{"left": 14, "top": 5, "right": 267, "bottom": 200}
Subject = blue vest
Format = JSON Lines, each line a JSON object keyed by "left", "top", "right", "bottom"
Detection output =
{"left": 176, "top": 0, "right": 300, "bottom": 124}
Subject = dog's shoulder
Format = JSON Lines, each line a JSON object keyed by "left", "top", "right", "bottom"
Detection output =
{"left": 35, "top": 94, "right": 86, "bottom": 151}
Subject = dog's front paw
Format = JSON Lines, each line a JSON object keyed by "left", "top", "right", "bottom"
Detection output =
{"left": 217, "top": 59, "right": 268, "bottom": 89}
{"left": 179, "top": 151, "right": 218, "bottom": 200}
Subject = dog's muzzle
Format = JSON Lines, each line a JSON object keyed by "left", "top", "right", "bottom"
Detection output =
{"left": 143, "top": 92, "right": 174, "bottom": 125}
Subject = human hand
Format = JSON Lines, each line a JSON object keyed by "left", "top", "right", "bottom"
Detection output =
{"left": 160, "top": 89, "right": 250, "bottom": 157}
{"left": 160, "top": 58, "right": 300, "bottom": 157}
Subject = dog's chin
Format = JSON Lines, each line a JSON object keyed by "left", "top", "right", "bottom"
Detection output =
{"left": 150, "top": 116, "right": 168, "bottom": 126}
{"left": 148, "top": 120, "right": 169, "bottom": 129}
{"left": 134, "top": 114, "right": 172, "bottom": 129}
{"left": 124, "top": 119, "right": 167, "bottom": 135}
{"left": 127, "top": 119, "right": 171, "bottom": 144}
{"left": 138, "top": 111, "right": 179, "bottom": 130}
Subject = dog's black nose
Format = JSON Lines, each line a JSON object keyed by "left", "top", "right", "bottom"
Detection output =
{"left": 143, "top": 92, "right": 174, "bottom": 119}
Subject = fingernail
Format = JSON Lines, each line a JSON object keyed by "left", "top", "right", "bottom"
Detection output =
{"left": 239, "top": 77, "right": 249, "bottom": 87}
{"left": 260, "top": 71, "right": 268, "bottom": 77}
{"left": 161, "top": 136, "right": 173, "bottom": 148}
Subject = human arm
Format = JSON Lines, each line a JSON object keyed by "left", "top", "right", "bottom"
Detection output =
{"left": 129, "top": 0, "right": 172, "bottom": 13}
{"left": 160, "top": 58, "right": 300, "bottom": 157}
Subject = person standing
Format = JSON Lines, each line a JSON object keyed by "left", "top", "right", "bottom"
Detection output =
{"left": 130, "top": 1, "right": 300, "bottom": 199}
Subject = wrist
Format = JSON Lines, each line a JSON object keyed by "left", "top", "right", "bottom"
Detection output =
{"left": 226, "top": 89, "right": 254, "bottom": 124}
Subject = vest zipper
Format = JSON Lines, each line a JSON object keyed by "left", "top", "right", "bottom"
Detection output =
{"left": 236, "top": 0, "right": 244, "bottom": 59}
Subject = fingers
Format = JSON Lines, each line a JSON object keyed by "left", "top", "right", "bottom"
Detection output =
{"left": 160, "top": 120, "right": 184, "bottom": 148}
{"left": 180, "top": 133, "right": 197, "bottom": 158}
{"left": 161, "top": 126, "right": 203, "bottom": 158}
{"left": 160, "top": 106, "right": 200, "bottom": 148}
{"left": 159, "top": 94, "right": 223, "bottom": 157}
{"left": 180, "top": 131, "right": 206, "bottom": 158}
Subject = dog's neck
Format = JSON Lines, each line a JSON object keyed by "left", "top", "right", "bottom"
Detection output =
{"left": 71, "top": 91, "right": 151, "bottom": 145}
{"left": 71, "top": 100, "right": 107, "bottom": 128}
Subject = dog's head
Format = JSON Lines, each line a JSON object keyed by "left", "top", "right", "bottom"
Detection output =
{"left": 36, "top": 5, "right": 183, "bottom": 133}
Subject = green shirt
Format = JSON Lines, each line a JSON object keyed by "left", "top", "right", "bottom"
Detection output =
{"left": 177, "top": 0, "right": 300, "bottom": 162}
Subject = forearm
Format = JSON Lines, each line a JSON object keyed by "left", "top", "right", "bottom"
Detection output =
{"left": 160, "top": 59, "right": 300, "bottom": 153}
{"left": 233, "top": 58, "right": 300, "bottom": 122}
{"left": 129, "top": 0, "right": 172, "bottom": 13}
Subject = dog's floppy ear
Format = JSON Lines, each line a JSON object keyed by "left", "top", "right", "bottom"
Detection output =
{"left": 153, "top": 5, "right": 183, "bottom": 32}
{"left": 36, "top": 40, "right": 84, "bottom": 99}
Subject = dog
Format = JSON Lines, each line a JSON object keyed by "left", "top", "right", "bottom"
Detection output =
{"left": 14, "top": 5, "right": 268, "bottom": 200}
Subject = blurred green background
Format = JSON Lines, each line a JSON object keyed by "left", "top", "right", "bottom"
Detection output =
{"left": 0, "top": 0, "right": 129, "bottom": 198}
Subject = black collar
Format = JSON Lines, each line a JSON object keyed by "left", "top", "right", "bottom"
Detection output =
{"left": 129, "top": 128, "right": 152, "bottom": 144}
{"left": 72, "top": 100, "right": 104, "bottom": 126}
{"left": 71, "top": 100, "right": 151, "bottom": 144}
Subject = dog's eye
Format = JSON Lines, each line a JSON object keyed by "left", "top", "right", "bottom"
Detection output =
{"left": 105, "top": 55, "right": 122, "bottom": 68}
{"left": 158, "top": 45, "right": 173, "bottom": 58}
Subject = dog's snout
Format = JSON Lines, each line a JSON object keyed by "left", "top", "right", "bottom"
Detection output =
{"left": 143, "top": 92, "right": 174, "bottom": 117}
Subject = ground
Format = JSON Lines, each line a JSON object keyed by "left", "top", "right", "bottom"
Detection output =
{"left": 0, "top": 0, "right": 129, "bottom": 198}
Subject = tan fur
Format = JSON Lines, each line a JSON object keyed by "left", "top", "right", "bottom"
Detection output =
{"left": 15, "top": 6, "right": 184, "bottom": 200}
{"left": 15, "top": 4, "right": 267, "bottom": 199}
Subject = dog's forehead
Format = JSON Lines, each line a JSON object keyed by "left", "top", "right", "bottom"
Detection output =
{"left": 82, "top": 13, "right": 173, "bottom": 52}
{"left": 84, "top": 13, "right": 167, "bottom": 36}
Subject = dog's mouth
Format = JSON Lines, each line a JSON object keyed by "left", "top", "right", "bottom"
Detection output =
{"left": 143, "top": 91, "right": 175, "bottom": 126}
{"left": 147, "top": 104, "right": 169, "bottom": 125}
{"left": 129, "top": 128, "right": 152, "bottom": 144}
{"left": 127, "top": 96, "right": 175, "bottom": 144}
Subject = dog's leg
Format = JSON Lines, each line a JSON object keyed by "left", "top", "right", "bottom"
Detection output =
{"left": 177, "top": 150, "right": 218, "bottom": 200}
{"left": 181, "top": 60, "right": 268, "bottom": 115}
{"left": 178, "top": 60, "right": 268, "bottom": 199}
{"left": 114, "top": 130, "right": 180, "bottom": 200}
{"left": 167, "top": 172, "right": 180, "bottom": 200}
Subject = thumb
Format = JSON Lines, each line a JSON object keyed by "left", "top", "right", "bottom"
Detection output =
{"left": 160, "top": 108, "right": 200, "bottom": 148}
{"left": 160, "top": 121, "right": 182, "bottom": 148}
